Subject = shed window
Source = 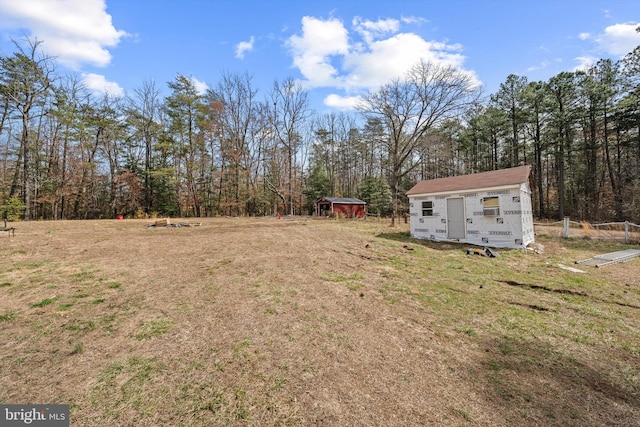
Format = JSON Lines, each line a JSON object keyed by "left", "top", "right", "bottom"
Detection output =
{"left": 422, "top": 201, "right": 433, "bottom": 217}
{"left": 483, "top": 197, "right": 500, "bottom": 216}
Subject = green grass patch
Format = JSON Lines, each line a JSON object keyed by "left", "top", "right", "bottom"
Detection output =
{"left": 92, "top": 355, "right": 164, "bottom": 418}
{"left": 101, "top": 313, "right": 120, "bottom": 332}
{"left": 0, "top": 311, "right": 17, "bottom": 322}
{"left": 70, "top": 343, "right": 84, "bottom": 355}
{"left": 0, "top": 282, "right": 12, "bottom": 287}
{"left": 71, "top": 270, "right": 97, "bottom": 283}
{"left": 135, "top": 318, "right": 172, "bottom": 340}
{"left": 457, "top": 326, "right": 477, "bottom": 337}
{"left": 58, "top": 303, "right": 74, "bottom": 311}
{"left": 30, "top": 297, "right": 58, "bottom": 308}
{"left": 450, "top": 407, "right": 472, "bottom": 422}
{"left": 65, "top": 320, "right": 96, "bottom": 332}
{"left": 21, "top": 261, "right": 47, "bottom": 270}
{"left": 321, "top": 272, "right": 364, "bottom": 282}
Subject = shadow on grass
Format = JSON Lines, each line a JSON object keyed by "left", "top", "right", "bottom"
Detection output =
{"left": 475, "top": 333, "right": 639, "bottom": 426}
{"left": 376, "top": 231, "right": 469, "bottom": 252}
{"left": 375, "top": 231, "right": 413, "bottom": 243}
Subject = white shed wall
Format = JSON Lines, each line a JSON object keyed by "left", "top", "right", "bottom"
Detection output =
{"left": 409, "top": 183, "right": 534, "bottom": 249}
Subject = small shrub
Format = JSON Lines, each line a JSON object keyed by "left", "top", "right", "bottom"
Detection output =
{"left": 135, "top": 209, "right": 147, "bottom": 219}
{"left": 1, "top": 196, "right": 25, "bottom": 221}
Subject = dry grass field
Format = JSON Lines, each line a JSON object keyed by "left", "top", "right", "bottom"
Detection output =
{"left": 0, "top": 217, "right": 639, "bottom": 426}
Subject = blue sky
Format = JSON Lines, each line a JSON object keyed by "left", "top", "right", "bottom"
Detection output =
{"left": 0, "top": 0, "right": 638, "bottom": 113}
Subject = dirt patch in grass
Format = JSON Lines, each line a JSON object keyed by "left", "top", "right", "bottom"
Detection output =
{"left": 0, "top": 218, "right": 639, "bottom": 426}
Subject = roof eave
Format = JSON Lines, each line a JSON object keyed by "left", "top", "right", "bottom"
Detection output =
{"left": 407, "top": 182, "right": 527, "bottom": 198}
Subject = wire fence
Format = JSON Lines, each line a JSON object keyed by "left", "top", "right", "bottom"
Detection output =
{"left": 533, "top": 218, "right": 640, "bottom": 244}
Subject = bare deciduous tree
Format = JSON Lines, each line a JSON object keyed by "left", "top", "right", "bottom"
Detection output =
{"left": 357, "top": 59, "right": 479, "bottom": 225}
{"left": 269, "top": 78, "right": 310, "bottom": 216}
{"left": 206, "top": 71, "right": 258, "bottom": 215}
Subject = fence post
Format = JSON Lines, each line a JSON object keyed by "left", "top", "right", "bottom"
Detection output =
{"left": 625, "top": 221, "right": 629, "bottom": 244}
{"left": 563, "top": 217, "right": 570, "bottom": 238}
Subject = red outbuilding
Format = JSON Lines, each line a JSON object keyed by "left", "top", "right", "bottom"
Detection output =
{"left": 315, "top": 197, "right": 366, "bottom": 218}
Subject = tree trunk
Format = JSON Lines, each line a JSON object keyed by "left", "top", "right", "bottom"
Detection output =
{"left": 22, "top": 110, "right": 31, "bottom": 219}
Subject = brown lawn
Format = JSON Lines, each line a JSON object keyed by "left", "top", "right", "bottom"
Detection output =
{"left": 0, "top": 217, "right": 638, "bottom": 426}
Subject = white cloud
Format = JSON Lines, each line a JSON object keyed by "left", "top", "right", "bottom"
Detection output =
{"left": 578, "top": 32, "right": 591, "bottom": 41}
{"left": 190, "top": 76, "right": 209, "bottom": 95}
{"left": 81, "top": 73, "right": 124, "bottom": 97}
{"left": 286, "top": 14, "right": 478, "bottom": 111}
{"left": 235, "top": 36, "right": 255, "bottom": 59}
{"left": 526, "top": 60, "right": 551, "bottom": 72}
{"left": 352, "top": 17, "right": 399, "bottom": 44}
{"left": 526, "top": 56, "right": 562, "bottom": 73}
{"left": 286, "top": 16, "right": 350, "bottom": 87}
{"left": 342, "top": 33, "right": 468, "bottom": 89}
{"left": 401, "top": 15, "right": 428, "bottom": 25}
{"left": 595, "top": 22, "right": 640, "bottom": 56}
{"left": 538, "top": 45, "right": 552, "bottom": 54}
{"left": 0, "top": 0, "right": 128, "bottom": 69}
{"left": 573, "top": 55, "right": 598, "bottom": 72}
{"left": 323, "top": 94, "right": 362, "bottom": 111}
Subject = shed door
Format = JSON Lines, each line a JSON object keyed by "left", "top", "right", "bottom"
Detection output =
{"left": 446, "top": 197, "right": 466, "bottom": 239}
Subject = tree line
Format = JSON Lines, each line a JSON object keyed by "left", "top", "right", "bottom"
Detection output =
{"left": 1, "top": 36, "right": 639, "bottom": 223}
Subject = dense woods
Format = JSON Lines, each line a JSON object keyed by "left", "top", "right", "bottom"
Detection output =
{"left": 1, "top": 37, "right": 639, "bottom": 222}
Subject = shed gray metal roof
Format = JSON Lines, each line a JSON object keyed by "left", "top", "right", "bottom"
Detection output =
{"left": 406, "top": 165, "right": 531, "bottom": 196}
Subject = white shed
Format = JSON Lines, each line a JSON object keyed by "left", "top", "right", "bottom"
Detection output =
{"left": 406, "top": 166, "right": 535, "bottom": 249}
